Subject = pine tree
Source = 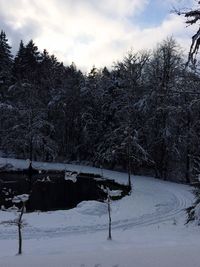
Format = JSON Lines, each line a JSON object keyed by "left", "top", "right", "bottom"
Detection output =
{"left": 13, "top": 39, "right": 41, "bottom": 83}
{"left": 79, "top": 67, "right": 102, "bottom": 161}
{"left": 47, "top": 62, "right": 83, "bottom": 160}
{"left": 0, "top": 30, "right": 13, "bottom": 150}
{"left": 13, "top": 40, "right": 26, "bottom": 81}
{"left": 0, "top": 30, "right": 13, "bottom": 97}
{"left": 3, "top": 42, "right": 57, "bottom": 162}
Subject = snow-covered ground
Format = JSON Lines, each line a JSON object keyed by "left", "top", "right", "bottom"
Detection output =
{"left": 0, "top": 157, "right": 199, "bottom": 267}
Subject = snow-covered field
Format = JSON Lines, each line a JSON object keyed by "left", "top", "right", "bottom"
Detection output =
{"left": 0, "top": 157, "right": 199, "bottom": 267}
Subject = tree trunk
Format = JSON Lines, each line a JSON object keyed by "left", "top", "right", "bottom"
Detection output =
{"left": 185, "top": 100, "right": 191, "bottom": 184}
{"left": 18, "top": 223, "right": 22, "bottom": 255}
{"left": 107, "top": 189, "right": 112, "bottom": 240}
{"left": 127, "top": 125, "right": 132, "bottom": 191}
{"left": 18, "top": 204, "right": 25, "bottom": 255}
{"left": 28, "top": 160, "right": 33, "bottom": 192}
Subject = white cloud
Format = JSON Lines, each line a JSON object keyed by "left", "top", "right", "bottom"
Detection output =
{"left": 0, "top": 0, "right": 194, "bottom": 70}
{"left": 91, "top": 0, "right": 148, "bottom": 17}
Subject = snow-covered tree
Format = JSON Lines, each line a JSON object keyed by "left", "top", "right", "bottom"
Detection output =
{"left": 2, "top": 81, "right": 57, "bottom": 162}
{"left": 145, "top": 38, "right": 185, "bottom": 180}
{"left": 2, "top": 41, "right": 58, "bottom": 162}
{"left": 48, "top": 63, "right": 83, "bottom": 160}
{"left": 0, "top": 30, "right": 13, "bottom": 97}
{"left": 111, "top": 51, "right": 150, "bottom": 187}
{"left": 0, "top": 30, "right": 13, "bottom": 150}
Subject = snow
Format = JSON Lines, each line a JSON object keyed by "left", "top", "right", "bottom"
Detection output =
{"left": 110, "top": 190, "right": 122, "bottom": 197}
{"left": 100, "top": 186, "right": 122, "bottom": 198}
{"left": 64, "top": 171, "right": 78, "bottom": 183}
{"left": 0, "top": 157, "right": 199, "bottom": 267}
{"left": 40, "top": 176, "right": 51, "bottom": 182}
{"left": 13, "top": 194, "right": 29, "bottom": 203}
{"left": 76, "top": 201, "right": 107, "bottom": 216}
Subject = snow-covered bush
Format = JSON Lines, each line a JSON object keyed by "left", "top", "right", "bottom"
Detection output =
{"left": 13, "top": 194, "right": 29, "bottom": 204}
{"left": 65, "top": 171, "right": 78, "bottom": 183}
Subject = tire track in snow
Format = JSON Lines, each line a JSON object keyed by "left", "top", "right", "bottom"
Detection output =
{"left": 0, "top": 177, "right": 194, "bottom": 240}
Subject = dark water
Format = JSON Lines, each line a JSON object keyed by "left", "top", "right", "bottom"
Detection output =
{"left": 0, "top": 170, "right": 129, "bottom": 211}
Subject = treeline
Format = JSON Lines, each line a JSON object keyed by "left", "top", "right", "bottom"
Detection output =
{"left": 0, "top": 30, "right": 200, "bottom": 183}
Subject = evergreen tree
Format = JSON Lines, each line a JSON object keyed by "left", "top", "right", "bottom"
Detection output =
{"left": 13, "top": 40, "right": 25, "bottom": 81}
{"left": 48, "top": 62, "right": 83, "bottom": 160}
{"left": 0, "top": 30, "right": 13, "bottom": 150}
{"left": 0, "top": 30, "right": 13, "bottom": 96}
{"left": 1, "top": 29, "right": 200, "bottom": 184}
{"left": 79, "top": 66, "right": 103, "bottom": 162}
{"left": 3, "top": 41, "right": 57, "bottom": 161}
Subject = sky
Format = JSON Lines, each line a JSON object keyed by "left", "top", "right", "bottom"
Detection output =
{"left": 0, "top": 0, "right": 198, "bottom": 71}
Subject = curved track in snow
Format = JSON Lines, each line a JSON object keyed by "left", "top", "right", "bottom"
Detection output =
{"left": 0, "top": 158, "right": 194, "bottom": 239}
{"left": 0, "top": 159, "right": 194, "bottom": 240}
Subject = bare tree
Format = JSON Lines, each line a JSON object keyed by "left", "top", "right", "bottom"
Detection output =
{"left": 106, "top": 187, "right": 112, "bottom": 240}
{"left": 101, "top": 185, "right": 112, "bottom": 240}
{"left": 176, "top": 1, "right": 200, "bottom": 64}
{"left": 1, "top": 194, "right": 29, "bottom": 255}
{"left": 12, "top": 194, "right": 29, "bottom": 255}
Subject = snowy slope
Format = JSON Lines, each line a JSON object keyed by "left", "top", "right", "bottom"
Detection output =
{"left": 0, "top": 157, "right": 198, "bottom": 267}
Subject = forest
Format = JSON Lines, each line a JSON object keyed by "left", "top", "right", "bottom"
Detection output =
{"left": 0, "top": 30, "right": 200, "bottom": 183}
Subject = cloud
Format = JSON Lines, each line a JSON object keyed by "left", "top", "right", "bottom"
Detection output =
{"left": 89, "top": 0, "right": 148, "bottom": 17}
{"left": 0, "top": 0, "right": 194, "bottom": 70}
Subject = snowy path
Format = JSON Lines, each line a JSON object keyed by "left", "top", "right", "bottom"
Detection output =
{"left": 0, "top": 157, "right": 194, "bottom": 240}
{"left": 0, "top": 157, "right": 199, "bottom": 267}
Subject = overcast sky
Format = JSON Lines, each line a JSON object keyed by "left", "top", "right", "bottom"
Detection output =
{"left": 0, "top": 0, "right": 197, "bottom": 71}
